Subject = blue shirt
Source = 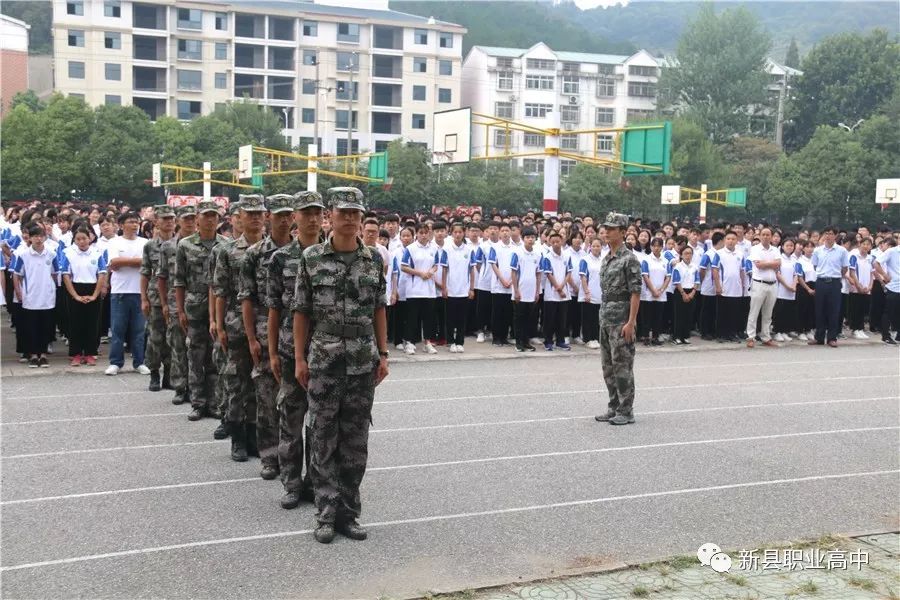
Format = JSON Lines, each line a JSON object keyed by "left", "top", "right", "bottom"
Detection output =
{"left": 811, "top": 244, "right": 849, "bottom": 279}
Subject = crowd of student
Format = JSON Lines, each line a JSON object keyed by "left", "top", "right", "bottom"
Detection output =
{"left": 3, "top": 203, "right": 900, "bottom": 372}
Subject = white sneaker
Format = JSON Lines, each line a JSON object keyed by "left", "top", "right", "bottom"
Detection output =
{"left": 476, "top": 332, "right": 485, "bottom": 343}
{"left": 574, "top": 337, "right": 584, "bottom": 345}
{"left": 424, "top": 342, "right": 438, "bottom": 355}
{"left": 852, "top": 330, "right": 867, "bottom": 340}
{"left": 449, "top": 344, "right": 458, "bottom": 353}
{"left": 456, "top": 344, "right": 464, "bottom": 353}
{"left": 783, "top": 332, "right": 794, "bottom": 340}
{"left": 564, "top": 337, "right": 571, "bottom": 345}
{"left": 396, "top": 343, "right": 405, "bottom": 351}
{"left": 774, "top": 333, "right": 785, "bottom": 342}
{"left": 530, "top": 337, "right": 543, "bottom": 345}
{"left": 46, "top": 343, "right": 54, "bottom": 354}
{"left": 135, "top": 364, "right": 151, "bottom": 375}
{"left": 797, "top": 333, "right": 808, "bottom": 341}
{"left": 858, "top": 330, "right": 869, "bottom": 339}
{"left": 404, "top": 342, "right": 416, "bottom": 355}
{"left": 587, "top": 340, "right": 600, "bottom": 349}
{"left": 104, "top": 365, "right": 120, "bottom": 376}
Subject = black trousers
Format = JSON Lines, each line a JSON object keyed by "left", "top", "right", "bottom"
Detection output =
{"left": 699, "top": 294, "right": 717, "bottom": 337}
{"left": 542, "top": 300, "right": 567, "bottom": 345}
{"left": 716, "top": 296, "right": 743, "bottom": 340}
{"left": 68, "top": 282, "right": 102, "bottom": 356}
{"left": 514, "top": 300, "right": 538, "bottom": 347}
{"left": 446, "top": 296, "right": 468, "bottom": 346}
{"left": 581, "top": 302, "right": 600, "bottom": 342}
{"left": 881, "top": 290, "right": 900, "bottom": 341}
{"left": 870, "top": 280, "right": 885, "bottom": 332}
{"left": 55, "top": 285, "right": 68, "bottom": 341}
{"left": 638, "top": 300, "right": 664, "bottom": 339}
{"left": 465, "top": 295, "right": 478, "bottom": 335}
{"left": 99, "top": 292, "right": 111, "bottom": 343}
{"left": 664, "top": 292, "right": 676, "bottom": 335}
{"left": 847, "top": 293, "right": 870, "bottom": 331}
{"left": 814, "top": 279, "right": 842, "bottom": 343}
{"left": 797, "top": 282, "right": 816, "bottom": 332}
{"left": 405, "top": 297, "right": 435, "bottom": 344}
{"left": 475, "top": 289, "right": 492, "bottom": 332}
{"left": 491, "top": 293, "right": 513, "bottom": 343}
{"left": 673, "top": 292, "right": 697, "bottom": 340}
{"left": 567, "top": 298, "right": 582, "bottom": 339}
{"left": 434, "top": 297, "right": 447, "bottom": 341}
{"left": 390, "top": 301, "right": 406, "bottom": 345}
{"left": 772, "top": 298, "right": 798, "bottom": 334}
{"left": 10, "top": 302, "right": 24, "bottom": 353}
{"left": 21, "top": 308, "right": 55, "bottom": 356}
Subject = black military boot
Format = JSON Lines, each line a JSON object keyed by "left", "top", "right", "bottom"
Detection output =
{"left": 280, "top": 490, "right": 301, "bottom": 509}
{"left": 171, "top": 388, "right": 187, "bottom": 405}
{"left": 148, "top": 370, "right": 161, "bottom": 392}
{"left": 336, "top": 519, "right": 368, "bottom": 541}
{"left": 187, "top": 407, "right": 205, "bottom": 421}
{"left": 161, "top": 367, "right": 173, "bottom": 390}
{"left": 213, "top": 420, "right": 231, "bottom": 440}
{"left": 230, "top": 423, "right": 248, "bottom": 462}
{"left": 245, "top": 423, "right": 259, "bottom": 457}
{"left": 314, "top": 523, "right": 335, "bottom": 544}
{"left": 260, "top": 462, "right": 279, "bottom": 480}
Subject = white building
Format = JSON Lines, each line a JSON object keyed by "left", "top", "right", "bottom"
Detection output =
{"left": 461, "top": 43, "right": 661, "bottom": 176}
{"left": 52, "top": 0, "right": 466, "bottom": 155}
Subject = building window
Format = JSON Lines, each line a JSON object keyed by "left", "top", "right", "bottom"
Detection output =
{"left": 177, "top": 100, "right": 201, "bottom": 120}
{"left": 561, "top": 62, "right": 580, "bottom": 73}
{"left": 105, "top": 63, "right": 121, "bottom": 81}
{"left": 177, "top": 69, "right": 202, "bottom": 90}
{"left": 301, "top": 108, "right": 315, "bottom": 123}
{"left": 374, "top": 141, "right": 389, "bottom": 153}
{"left": 526, "top": 58, "right": 554, "bottom": 70}
{"left": 336, "top": 52, "right": 358, "bottom": 71}
{"left": 560, "top": 159, "right": 576, "bottom": 176}
{"left": 215, "top": 72, "right": 226, "bottom": 89}
{"left": 68, "top": 30, "right": 85, "bottom": 47}
{"left": 494, "top": 102, "right": 513, "bottom": 119}
{"left": 215, "top": 12, "right": 227, "bottom": 30}
{"left": 523, "top": 159, "right": 544, "bottom": 175}
{"left": 560, "top": 105, "right": 579, "bottom": 123}
{"left": 177, "top": 39, "right": 202, "bottom": 60}
{"left": 302, "top": 20, "right": 317, "bottom": 36}
{"left": 69, "top": 93, "right": 85, "bottom": 101}
{"left": 336, "top": 139, "right": 359, "bottom": 156}
{"left": 439, "top": 32, "right": 453, "bottom": 48}
{"left": 335, "top": 81, "right": 358, "bottom": 101}
{"left": 438, "top": 88, "right": 451, "bottom": 103}
{"left": 412, "top": 113, "right": 425, "bottom": 129}
{"left": 560, "top": 135, "right": 578, "bottom": 150}
{"left": 494, "top": 130, "right": 511, "bottom": 147}
{"left": 177, "top": 8, "right": 202, "bottom": 30}
{"left": 103, "top": 1, "right": 120, "bottom": 18}
{"left": 597, "top": 63, "right": 616, "bottom": 75}
{"left": 68, "top": 61, "right": 85, "bottom": 79}
{"left": 627, "top": 109, "right": 655, "bottom": 122}
{"left": 413, "top": 57, "right": 427, "bottom": 73}
{"left": 596, "top": 134, "right": 613, "bottom": 153}
{"left": 497, "top": 71, "right": 513, "bottom": 90}
{"left": 337, "top": 23, "right": 360, "bottom": 43}
{"left": 627, "top": 82, "right": 656, "bottom": 98}
{"left": 562, "top": 75, "right": 579, "bottom": 95}
{"left": 303, "top": 50, "right": 317, "bottom": 66}
{"left": 523, "top": 133, "right": 545, "bottom": 147}
{"left": 414, "top": 28, "right": 427, "bottom": 44}
{"left": 105, "top": 94, "right": 121, "bottom": 105}
{"left": 595, "top": 107, "right": 615, "bottom": 126}
{"left": 335, "top": 110, "right": 358, "bottom": 130}
{"left": 629, "top": 65, "right": 657, "bottom": 77}
{"left": 104, "top": 31, "right": 121, "bottom": 49}
{"left": 524, "top": 103, "right": 553, "bottom": 118}
{"left": 301, "top": 79, "right": 316, "bottom": 95}
{"left": 67, "top": 1, "right": 84, "bottom": 16}
{"left": 496, "top": 57, "right": 514, "bottom": 69}
{"left": 215, "top": 42, "right": 227, "bottom": 60}
{"left": 525, "top": 75, "right": 554, "bottom": 90}
{"left": 597, "top": 79, "right": 615, "bottom": 98}
{"left": 412, "top": 85, "right": 426, "bottom": 101}
{"left": 439, "top": 60, "right": 452, "bottom": 76}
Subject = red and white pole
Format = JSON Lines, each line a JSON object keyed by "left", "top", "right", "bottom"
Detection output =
{"left": 542, "top": 110, "right": 561, "bottom": 217}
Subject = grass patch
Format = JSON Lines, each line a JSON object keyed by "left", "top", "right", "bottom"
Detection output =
{"left": 788, "top": 581, "right": 819, "bottom": 595}
{"left": 725, "top": 573, "right": 748, "bottom": 587}
{"left": 847, "top": 576, "right": 877, "bottom": 591}
{"left": 631, "top": 586, "right": 650, "bottom": 597}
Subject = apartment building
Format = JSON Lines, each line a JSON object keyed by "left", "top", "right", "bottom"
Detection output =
{"left": 1, "top": 14, "right": 30, "bottom": 116}
{"left": 52, "top": 0, "right": 465, "bottom": 154}
{"left": 462, "top": 43, "right": 661, "bottom": 176}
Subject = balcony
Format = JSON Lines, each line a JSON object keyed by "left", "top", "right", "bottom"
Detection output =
{"left": 268, "top": 47, "right": 294, "bottom": 70}
{"left": 133, "top": 97, "right": 166, "bottom": 121}
{"left": 235, "top": 13, "right": 264, "bottom": 38}
{"left": 133, "top": 66, "right": 166, "bottom": 92}
{"left": 371, "top": 83, "right": 401, "bottom": 107}
{"left": 132, "top": 3, "right": 165, "bottom": 30}
{"left": 372, "top": 55, "right": 401, "bottom": 79}
{"left": 373, "top": 25, "right": 403, "bottom": 50}
{"left": 267, "top": 76, "right": 294, "bottom": 100}
{"left": 235, "top": 74, "right": 264, "bottom": 99}
{"left": 235, "top": 44, "right": 265, "bottom": 69}
{"left": 268, "top": 16, "right": 295, "bottom": 41}
{"left": 133, "top": 35, "right": 165, "bottom": 61}
{"left": 372, "top": 112, "right": 400, "bottom": 135}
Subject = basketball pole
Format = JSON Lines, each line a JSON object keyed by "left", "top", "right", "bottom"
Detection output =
{"left": 307, "top": 144, "right": 318, "bottom": 193}
{"left": 543, "top": 111, "right": 561, "bottom": 217}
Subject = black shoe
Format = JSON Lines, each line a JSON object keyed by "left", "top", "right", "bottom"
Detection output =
{"left": 701, "top": 334, "right": 714, "bottom": 341}
{"left": 149, "top": 370, "right": 161, "bottom": 392}
{"left": 245, "top": 424, "right": 259, "bottom": 458}
{"left": 28, "top": 357, "right": 39, "bottom": 368}
{"left": 515, "top": 345, "right": 525, "bottom": 352}
{"left": 187, "top": 407, "right": 205, "bottom": 421}
{"left": 609, "top": 413, "right": 636, "bottom": 425}
{"left": 523, "top": 343, "right": 536, "bottom": 352}
{"left": 161, "top": 370, "right": 173, "bottom": 390}
{"left": 299, "top": 485, "right": 315, "bottom": 503}
{"left": 38, "top": 356, "right": 49, "bottom": 368}
{"left": 883, "top": 337, "right": 898, "bottom": 345}
{"left": 230, "top": 424, "right": 248, "bottom": 462}
{"left": 213, "top": 420, "right": 231, "bottom": 439}
{"left": 172, "top": 389, "right": 187, "bottom": 405}
{"left": 336, "top": 519, "right": 368, "bottom": 540}
{"left": 260, "top": 463, "right": 279, "bottom": 480}
{"left": 314, "top": 523, "right": 335, "bottom": 544}
{"left": 650, "top": 339, "right": 663, "bottom": 346}
{"left": 280, "top": 490, "right": 301, "bottom": 509}
{"left": 595, "top": 409, "right": 616, "bottom": 422}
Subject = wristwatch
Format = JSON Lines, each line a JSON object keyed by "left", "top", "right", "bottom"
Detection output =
{"left": 378, "top": 350, "right": 389, "bottom": 358}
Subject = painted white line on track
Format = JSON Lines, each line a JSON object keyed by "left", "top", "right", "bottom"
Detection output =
{"left": 2, "top": 412, "right": 185, "bottom": 426}
{"left": 2, "top": 469, "right": 896, "bottom": 571}
{"left": 8, "top": 391, "right": 146, "bottom": 401}
{"left": 4, "top": 426, "right": 896, "bottom": 503}
{"left": 3, "top": 440, "right": 222, "bottom": 460}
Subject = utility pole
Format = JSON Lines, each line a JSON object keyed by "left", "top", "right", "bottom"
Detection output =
{"left": 346, "top": 52, "right": 357, "bottom": 156}
{"left": 313, "top": 57, "right": 320, "bottom": 149}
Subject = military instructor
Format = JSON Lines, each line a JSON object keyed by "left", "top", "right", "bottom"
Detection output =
{"left": 595, "top": 212, "right": 642, "bottom": 426}
{"left": 292, "top": 187, "right": 390, "bottom": 544}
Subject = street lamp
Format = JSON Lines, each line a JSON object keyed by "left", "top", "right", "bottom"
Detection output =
{"left": 838, "top": 119, "right": 864, "bottom": 132}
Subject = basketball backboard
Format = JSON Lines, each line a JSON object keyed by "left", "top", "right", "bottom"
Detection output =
{"left": 432, "top": 107, "right": 471, "bottom": 165}
{"left": 238, "top": 145, "right": 254, "bottom": 179}
{"left": 661, "top": 185, "right": 680, "bottom": 205}
{"left": 876, "top": 178, "right": 899, "bottom": 204}
{"left": 151, "top": 163, "right": 161, "bottom": 187}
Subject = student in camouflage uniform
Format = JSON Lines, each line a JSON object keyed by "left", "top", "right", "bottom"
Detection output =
{"left": 595, "top": 212, "right": 643, "bottom": 426}
{"left": 292, "top": 187, "right": 390, "bottom": 544}
{"left": 140, "top": 204, "right": 175, "bottom": 392}
{"left": 214, "top": 195, "right": 266, "bottom": 462}
{"left": 267, "top": 191, "right": 324, "bottom": 509}
{"left": 174, "top": 200, "right": 226, "bottom": 422}
{"left": 239, "top": 194, "right": 295, "bottom": 479}
{"left": 157, "top": 205, "right": 196, "bottom": 405}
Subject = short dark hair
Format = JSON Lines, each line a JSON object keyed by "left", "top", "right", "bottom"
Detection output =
{"left": 548, "top": 231, "right": 562, "bottom": 240}
{"left": 822, "top": 226, "right": 838, "bottom": 234}
{"left": 450, "top": 221, "right": 466, "bottom": 231}
{"left": 363, "top": 217, "right": 379, "bottom": 227}
{"left": 384, "top": 213, "right": 400, "bottom": 223}
{"left": 118, "top": 211, "right": 140, "bottom": 225}
{"left": 432, "top": 220, "right": 448, "bottom": 231}
{"left": 724, "top": 229, "right": 738, "bottom": 238}
{"left": 378, "top": 228, "right": 390, "bottom": 238}
{"left": 711, "top": 231, "right": 726, "bottom": 245}
{"left": 415, "top": 223, "right": 430, "bottom": 233}
{"left": 26, "top": 223, "right": 45, "bottom": 237}
{"left": 522, "top": 227, "right": 537, "bottom": 238}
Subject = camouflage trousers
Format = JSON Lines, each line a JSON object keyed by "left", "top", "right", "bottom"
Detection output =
{"left": 144, "top": 305, "right": 170, "bottom": 372}
{"left": 277, "top": 355, "right": 312, "bottom": 494}
{"left": 599, "top": 323, "right": 636, "bottom": 416}
{"left": 213, "top": 341, "right": 227, "bottom": 418}
{"left": 222, "top": 338, "right": 256, "bottom": 424}
{"left": 185, "top": 321, "right": 216, "bottom": 411}
{"left": 251, "top": 347, "right": 278, "bottom": 467}
{"left": 165, "top": 316, "right": 188, "bottom": 393}
{"left": 307, "top": 368, "right": 375, "bottom": 525}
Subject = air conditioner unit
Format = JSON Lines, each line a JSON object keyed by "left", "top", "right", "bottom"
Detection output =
{"left": 563, "top": 122, "right": 575, "bottom": 131}
{"left": 568, "top": 95, "right": 578, "bottom": 105}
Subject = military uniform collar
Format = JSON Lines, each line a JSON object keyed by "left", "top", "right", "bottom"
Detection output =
{"left": 321, "top": 238, "right": 372, "bottom": 260}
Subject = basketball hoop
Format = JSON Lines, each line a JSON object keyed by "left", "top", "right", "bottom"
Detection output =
{"left": 383, "top": 177, "right": 394, "bottom": 192}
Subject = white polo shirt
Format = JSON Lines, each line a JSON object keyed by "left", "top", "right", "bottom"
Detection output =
{"left": 12, "top": 245, "right": 59, "bottom": 310}
{"left": 776, "top": 253, "right": 799, "bottom": 300}
{"left": 474, "top": 240, "right": 496, "bottom": 292}
{"left": 107, "top": 235, "right": 147, "bottom": 295}
{"left": 488, "top": 241, "right": 516, "bottom": 295}
{"left": 748, "top": 244, "right": 780, "bottom": 283}
{"left": 712, "top": 247, "right": 745, "bottom": 298}
{"left": 442, "top": 241, "right": 476, "bottom": 298}
{"left": 578, "top": 253, "right": 604, "bottom": 305}
{"left": 849, "top": 252, "right": 874, "bottom": 292}
{"left": 672, "top": 261, "right": 700, "bottom": 290}
{"left": 540, "top": 250, "right": 571, "bottom": 302}
{"left": 401, "top": 241, "right": 439, "bottom": 298}
{"left": 699, "top": 247, "right": 719, "bottom": 297}
{"left": 877, "top": 246, "right": 900, "bottom": 293}
{"left": 391, "top": 246, "right": 408, "bottom": 301}
{"left": 63, "top": 245, "right": 108, "bottom": 284}
{"left": 640, "top": 253, "right": 670, "bottom": 302}
{"left": 511, "top": 247, "right": 542, "bottom": 302}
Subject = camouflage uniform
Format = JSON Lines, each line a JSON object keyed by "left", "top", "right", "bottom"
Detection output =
{"left": 173, "top": 202, "right": 225, "bottom": 413}
{"left": 209, "top": 240, "right": 231, "bottom": 419}
{"left": 158, "top": 235, "right": 186, "bottom": 398}
{"left": 140, "top": 205, "right": 173, "bottom": 378}
{"left": 292, "top": 188, "right": 386, "bottom": 526}
{"left": 598, "top": 213, "right": 643, "bottom": 420}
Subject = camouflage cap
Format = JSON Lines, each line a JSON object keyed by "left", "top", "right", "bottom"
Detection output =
{"left": 294, "top": 190, "right": 325, "bottom": 210}
{"left": 266, "top": 194, "right": 295, "bottom": 214}
{"left": 197, "top": 200, "right": 219, "bottom": 215}
{"left": 238, "top": 194, "right": 267, "bottom": 212}
{"left": 176, "top": 205, "right": 196, "bottom": 218}
{"left": 228, "top": 201, "right": 242, "bottom": 216}
{"left": 327, "top": 186, "right": 365, "bottom": 211}
{"left": 154, "top": 204, "right": 175, "bottom": 218}
{"left": 603, "top": 212, "right": 629, "bottom": 229}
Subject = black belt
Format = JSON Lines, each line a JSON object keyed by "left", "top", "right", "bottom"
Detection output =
{"left": 752, "top": 279, "right": 775, "bottom": 285}
{"left": 817, "top": 277, "right": 840, "bottom": 283}
{"left": 316, "top": 322, "right": 373, "bottom": 338}
{"left": 604, "top": 294, "right": 632, "bottom": 302}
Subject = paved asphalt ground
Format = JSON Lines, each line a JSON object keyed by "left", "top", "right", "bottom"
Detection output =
{"left": 2, "top": 343, "right": 898, "bottom": 599}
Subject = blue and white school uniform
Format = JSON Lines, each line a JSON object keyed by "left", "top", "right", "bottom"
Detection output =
{"left": 772, "top": 252, "right": 800, "bottom": 335}
{"left": 61, "top": 245, "right": 108, "bottom": 357}
{"left": 12, "top": 245, "right": 61, "bottom": 356}
{"left": 639, "top": 253, "right": 670, "bottom": 303}
{"left": 671, "top": 261, "right": 700, "bottom": 340}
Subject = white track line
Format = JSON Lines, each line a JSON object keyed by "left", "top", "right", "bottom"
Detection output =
{"left": 3, "top": 412, "right": 185, "bottom": 426}
{"left": 4, "top": 426, "right": 896, "bottom": 504}
{"left": 3, "top": 440, "right": 222, "bottom": 460}
{"left": 8, "top": 390, "right": 146, "bottom": 401}
{"left": 2, "top": 469, "right": 896, "bottom": 572}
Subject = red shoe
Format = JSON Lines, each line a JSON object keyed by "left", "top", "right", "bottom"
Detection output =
{"left": 84, "top": 355, "right": 97, "bottom": 366}
{"left": 70, "top": 355, "right": 82, "bottom": 367}
{"left": 435, "top": 338, "right": 447, "bottom": 346}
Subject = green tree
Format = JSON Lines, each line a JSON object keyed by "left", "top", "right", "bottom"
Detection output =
{"left": 784, "top": 37, "right": 800, "bottom": 69}
{"left": 9, "top": 90, "right": 45, "bottom": 112}
{"left": 209, "top": 100, "right": 288, "bottom": 150}
{"left": 785, "top": 30, "right": 899, "bottom": 150}
{"left": 722, "top": 136, "right": 782, "bottom": 219}
{"left": 0, "top": 104, "right": 41, "bottom": 198}
{"left": 559, "top": 164, "right": 620, "bottom": 216}
{"left": 659, "top": 4, "right": 771, "bottom": 143}
{"left": 365, "top": 140, "right": 433, "bottom": 214}
{"left": 85, "top": 105, "right": 156, "bottom": 200}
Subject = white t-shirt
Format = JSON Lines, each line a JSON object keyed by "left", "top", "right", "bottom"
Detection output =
{"left": 877, "top": 246, "right": 900, "bottom": 293}
{"left": 672, "top": 261, "right": 700, "bottom": 290}
{"left": 712, "top": 247, "right": 745, "bottom": 298}
{"left": 12, "top": 245, "right": 59, "bottom": 310}
{"left": 511, "top": 247, "right": 542, "bottom": 302}
{"left": 488, "top": 241, "right": 516, "bottom": 295}
{"left": 748, "top": 244, "right": 780, "bottom": 283}
{"left": 640, "top": 253, "right": 670, "bottom": 302}
{"left": 401, "top": 241, "right": 439, "bottom": 299}
{"left": 474, "top": 240, "right": 496, "bottom": 292}
{"left": 540, "top": 250, "right": 572, "bottom": 302}
{"left": 107, "top": 235, "right": 148, "bottom": 295}
{"left": 798, "top": 255, "right": 817, "bottom": 283}
{"left": 578, "top": 253, "right": 604, "bottom": 305}
{"left": 63, "top": 245, "right": 108, "bottom": 284}
{"left": 849, "top": 252, "right": 874, "bottom": 292}
{"left": 776, "top": 253, "right": 800, "bottom": 300}
{"left": 699, "top": 247, "right": 719, "bottom": 297}
{"left": 442, "top": 241, "right": 476, "bottom": 298}
{"left": 391, "top": 246, "right": 408, "bottom": 302}
{"left": 565, "top": 247, "right": 587, "bottom": 297}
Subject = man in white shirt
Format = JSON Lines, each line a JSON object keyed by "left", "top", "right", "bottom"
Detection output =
{"left": 488, "top": 222, "right": 516, "bottom": 346}
{"left": 105, "top": 212, "right": 150, "bottom": 375}
{"left": 745, "top": 226, "right": 781, "bottom": 347}
{"left": 711, "top": 230, "right": 746, "bottom": 341}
